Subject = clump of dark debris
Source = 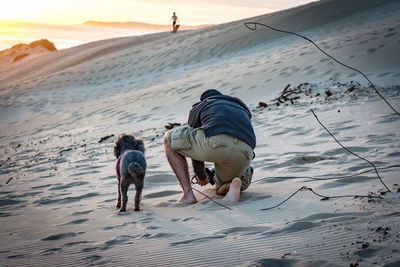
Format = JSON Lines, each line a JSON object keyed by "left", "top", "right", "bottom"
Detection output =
{"left": 271, "top": 82, "right": 340, "bottom": 107}
{"left": 253, "top": 80, "right": 399, "bottom": 111}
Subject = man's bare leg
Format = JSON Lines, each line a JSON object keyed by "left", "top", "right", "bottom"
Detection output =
{"left": 164, "top": 136, "right": 197, "bottom": 204}
{"left": 216, "top": 177, "right": 242, "bottom": 202}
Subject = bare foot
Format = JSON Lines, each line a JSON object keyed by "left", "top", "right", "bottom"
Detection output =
{"left": 223, "top": 178, "right": 241, "bottom": 202}
{"left": 216, "top": 183, "right": 230, "bottom": 195}
{"left": 177, "top": 190, "right": 197, "bottom": 204}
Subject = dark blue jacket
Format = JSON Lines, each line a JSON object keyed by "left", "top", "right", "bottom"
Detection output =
{"left": 188, "top": 95, "right": 256, "bottom": 150}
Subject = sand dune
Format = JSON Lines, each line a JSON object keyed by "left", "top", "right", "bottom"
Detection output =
{"left": 1, "top": 0, "right": 400, "bottom": 266}
{"left": 2, "top": 0, "right": 399, "bottom": 87}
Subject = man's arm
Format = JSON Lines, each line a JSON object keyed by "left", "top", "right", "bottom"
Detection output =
{"left": 188, "top": 102, "right": 203, "bottom": 128}
{"left": 188, "top": 102, "right": 208, "bottom": 185}
{"left": 192, "top": 159, "right": 209, "bottom": 186}
{"left": 192, "top": 159, "right": 206, "bottom": 179}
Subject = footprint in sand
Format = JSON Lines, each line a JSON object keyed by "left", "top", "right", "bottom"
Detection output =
{"left": 0, "top": 198, "right": 24, "bottom": 208}
{"left": 144, "top": 190, "right": 181, "bottom": 199}
{"left": 102, "top": 221, "right": 137, "bottom": 231}
{"left": 49, "top": 181, "right": 89, "bottom": 191}
{"left": 322, "top": 69, "right": 333, "bottom": 75}
{"left": 70, "top": 210, "right": 94, "bottom": 216}
{"left": 151, "top": 200, "right": 176, "bottom": 208}
{"left": 41, "top": 232, "right": 79, "bottom": 241}
{"left": 179, "top": 95, "right": 191, "bottom": 101}
{"left": 82, "top": 255, "right": 103, "bottom": 263}
{"left": 347, "top": 72, "right": 358, "bottom": 78}
{"left": 146, "top": 225, "right": 160, "bottom": 230}
{"left": 229, "top": 86, "right": 242, "bottom": 92}
{"left": 299, "top": 51, "right": 311, "bottom": 56}
{"left": 41, "top": 248, "right": 62, "bottom": 255}
{"left": 321, "top": 175, "right": 377, "bottom": 188}
{"left": 262, "top": 221, "right": 320, "bottom": 236}
{"left": 145, "top": 174, "right": 176, "bottom": 184}
{"left": 377, "top": 72, "right": 391, "bottom": 77}
{"left": 215, "top": 225, "right": 273, "bottom": 237}
{"left": 252, "top": 259, "right": 332, "bottom": 266}
{"left": 170, "top": 235, "right": 226, "bottom": 246}
{"left": 141, "top": 232, "right": 177, "bottom": 239}
{"left": 384, "top": 32, "right": 397, "bottom": 38}
{"left": 98, "top": 235, "right": 136, "bottom": 251}
{"left": 34, "top": 192, "right": 99, "bottom": 206}
{"left": 61, "top": 218, "right": 89, "bottom": 225}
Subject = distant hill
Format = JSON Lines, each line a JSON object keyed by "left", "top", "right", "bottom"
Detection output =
{"left": 83, "top": 20, "right": 212, "bottom": 31}
{"left": 0, "top": 39, "right": 57, "bottom": 66}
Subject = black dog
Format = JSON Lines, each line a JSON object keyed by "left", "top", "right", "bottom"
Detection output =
{"left": 113, "top": 134, "right": 147, "bottom": 212}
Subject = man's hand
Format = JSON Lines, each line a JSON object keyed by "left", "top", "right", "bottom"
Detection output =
{"left": 196, "top": 176, "right": 209, "bottom": 186}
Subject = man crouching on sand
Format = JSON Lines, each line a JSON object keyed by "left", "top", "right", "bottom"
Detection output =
{"left": 164, "top": 89, "right": 256, "bottom": 203}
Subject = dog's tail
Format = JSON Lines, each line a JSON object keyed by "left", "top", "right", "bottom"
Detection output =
{"left": 127, "top": 162, "right": 145, "bottom": 178}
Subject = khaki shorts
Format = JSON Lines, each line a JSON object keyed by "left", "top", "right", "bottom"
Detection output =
{"left": 165, "top": 126, "right": 254, "bottom": 191}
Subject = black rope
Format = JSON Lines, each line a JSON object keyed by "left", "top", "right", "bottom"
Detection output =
{"left": 243, "top": 22, "right": 400, "bottom": 117}
{"left": 261, "top": 186, "right": 306, "bottom": 211}
{"left": 311, "top": 109, "right": 391, "bottom": 192}
{"left": 307, "top": 187, "right": 377, "bottom": 200}
{"left": 191, "top": 188, "right": 232, "bottom": 210}
{"left": 260, "top": 186, "right": 382, "bottom": 211}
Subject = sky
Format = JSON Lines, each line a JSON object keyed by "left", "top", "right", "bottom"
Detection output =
{"left": 0, "top": 0, "right": 315, "bottom": 25}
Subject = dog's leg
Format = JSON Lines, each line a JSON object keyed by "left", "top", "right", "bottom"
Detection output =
{"left": 134, "top": 182, "right": 143, "bottom": 211}
{"left": 119, "top": 178, "right": 130, "bottom": 212}
{"left": 116, "top": 180, "right": 121, "bottom": 209}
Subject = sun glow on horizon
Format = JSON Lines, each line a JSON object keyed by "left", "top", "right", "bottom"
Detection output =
{"left": 0, "top": 0, "right": 313, "bottom": 50}
{"left": 0, "top": 0, "right": 288, "bottom": 26}
{"left": 0, "top": 0, "right": 111, "bottom": 25}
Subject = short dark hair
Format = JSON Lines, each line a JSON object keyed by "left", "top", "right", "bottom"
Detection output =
{"left": 200, "top": 89, "right": 222, "bottom": 101}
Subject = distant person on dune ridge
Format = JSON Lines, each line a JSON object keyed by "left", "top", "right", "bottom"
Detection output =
{"left": 171, "top": 12, "right": 180, "bottom": 32}
{"left": 164, "top": 89, "right": 256, "bottom": 204}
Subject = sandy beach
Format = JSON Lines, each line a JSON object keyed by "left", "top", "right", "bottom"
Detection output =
{"left": 1, "top": 0, "right": 400, "bottom": 266}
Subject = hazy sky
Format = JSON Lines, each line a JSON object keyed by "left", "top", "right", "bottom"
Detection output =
{"left": 0, "top": 0, "right": 314, "bottom": 25}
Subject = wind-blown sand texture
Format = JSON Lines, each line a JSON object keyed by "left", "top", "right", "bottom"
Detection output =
{"left": 1, "top": 0, "right": 400, "bottom": 266}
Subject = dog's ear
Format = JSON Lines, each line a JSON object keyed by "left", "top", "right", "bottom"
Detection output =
{"left": 113, "top": 136, "right": 122, "bottom": 158}
{"left": 135, "top": 138, "right": 145, "bottom": 154}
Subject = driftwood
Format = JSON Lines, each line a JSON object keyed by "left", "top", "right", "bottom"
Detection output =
{"left": 273, "top": 84, "right": 303, "bottom": 105}
{"left": 257, "top": 102, "right": 268, "bottom": 108}
{"left": 258, "top": 81, "right": 361, "bottom": 109}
